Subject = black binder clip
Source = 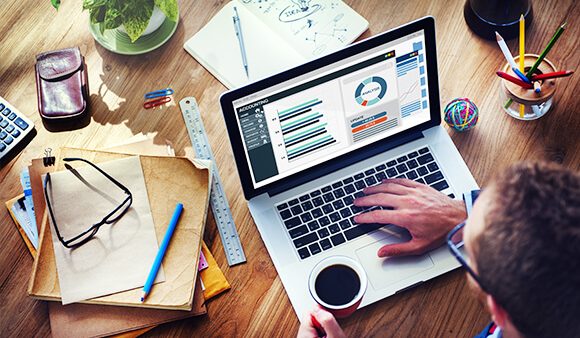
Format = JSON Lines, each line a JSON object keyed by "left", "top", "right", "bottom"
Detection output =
{"left": 43, "top": 148, "right": 55, "bottom": 166}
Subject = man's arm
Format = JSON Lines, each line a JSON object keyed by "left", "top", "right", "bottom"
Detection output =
{"left": 353, "top": 178, "right": 467, "bottom": 257}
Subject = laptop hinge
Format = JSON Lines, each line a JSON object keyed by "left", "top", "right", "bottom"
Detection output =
{"left": 268, "top": 130, "right": 424, "bottom": 197}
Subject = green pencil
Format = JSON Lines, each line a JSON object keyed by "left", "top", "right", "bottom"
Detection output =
{"left": 504, "top": 21, "right": 568, "bottom": 110}
{"left": 526, "top": 22, "right": 567, "bottom": 78}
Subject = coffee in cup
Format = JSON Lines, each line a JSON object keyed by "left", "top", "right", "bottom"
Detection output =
{"left": 308, "top": 256, "right": 367, "bottom": 318}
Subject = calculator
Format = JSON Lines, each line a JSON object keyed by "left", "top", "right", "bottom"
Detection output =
{"left": 0, "top": 96, "right": 35, "bottom": 163}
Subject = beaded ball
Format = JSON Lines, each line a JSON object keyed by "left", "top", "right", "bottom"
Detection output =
{"left": 443, "top": 98, "right": 479, "bottom": 132}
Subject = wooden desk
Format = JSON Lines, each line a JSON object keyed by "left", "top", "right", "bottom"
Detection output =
{"left": 1, "top": 1, "right": 578, "bottom": 336}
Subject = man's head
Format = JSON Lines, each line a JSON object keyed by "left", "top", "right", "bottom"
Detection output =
{"left": 464, "top": 162, "right": 580, "bottom": 338}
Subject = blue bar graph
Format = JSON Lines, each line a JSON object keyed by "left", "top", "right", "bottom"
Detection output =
{"left": 400, "top": 100, "right": 421, "bottom": 118}
{"left": 279, "top": 98, "right": 336, "bottom": 161}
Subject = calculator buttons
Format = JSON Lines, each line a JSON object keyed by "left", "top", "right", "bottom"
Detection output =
{"left": 0, "top": 97, "right": 35, "bottom": 161}
{"left": 14, "top": 117, "right": 29, "bottom": 130}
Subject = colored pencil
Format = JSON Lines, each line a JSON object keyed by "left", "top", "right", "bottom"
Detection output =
{"left": 531, "top": 70, "right": 574, "bottom": 81}
{"left": 495, "top": 32, "right": 531, "bottom": 84}
{"left": 519, "top": 15, "right": 525, "bottom": 72}
{"left": 311, "top": 314, "right": 326, "bottom": 337}
{"left": 526, "top": 22, "right": 567, "bottom": 78}
{"left": 141, "top": 202, "right": 184, "bottom": 302}
{"left": 496, "top": 71, "right": 534, "bottom": 89}
{"left": 519, "top": 14, "right": 525, "bottom": 116}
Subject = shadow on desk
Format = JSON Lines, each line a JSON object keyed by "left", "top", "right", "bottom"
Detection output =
{"left": 89, "top": 23, "right": 186, "bottom": 146}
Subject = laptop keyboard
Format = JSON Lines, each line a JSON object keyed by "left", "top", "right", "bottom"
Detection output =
{"left": 275, "top": 146, "right": 454, "bottom": 260}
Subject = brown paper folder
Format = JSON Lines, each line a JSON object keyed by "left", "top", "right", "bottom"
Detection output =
{"left": 48, "top": 277, "right": 207, "bottom": 338}
{"left": 28, "top": 148, "right": 211, "bottom": 310}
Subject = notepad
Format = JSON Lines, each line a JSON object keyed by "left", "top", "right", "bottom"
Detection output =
{"left": 46, "top": 156, "right": 163, "bottom": 305}
{"left": 184, "top": 0, "right": 368, "bottom": 89}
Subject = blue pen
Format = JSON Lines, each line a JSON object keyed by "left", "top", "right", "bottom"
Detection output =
{"left": 141, "top": 202, "right": 184, "bottom": 302}
{"left": 513, "top": 68, "right": 531, "bottom": 84}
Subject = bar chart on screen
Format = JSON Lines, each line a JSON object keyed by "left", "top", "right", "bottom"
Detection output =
{"left": 277, "top": 98, "right": 336, "bottom": 161}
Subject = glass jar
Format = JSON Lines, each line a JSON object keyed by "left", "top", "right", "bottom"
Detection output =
{"left": 499, "top": 54, "right": 557, "bottom": 120}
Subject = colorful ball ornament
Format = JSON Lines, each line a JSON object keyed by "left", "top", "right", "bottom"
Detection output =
{"left": 443, "top": 98, "right": 479, "bottom": 132}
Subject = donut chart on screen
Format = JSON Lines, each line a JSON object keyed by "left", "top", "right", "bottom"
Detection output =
{"left": 355, "top": 76, "right": 387, "bottom": 106}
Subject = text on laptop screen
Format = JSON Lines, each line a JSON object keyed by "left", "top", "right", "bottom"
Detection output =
{"left": 233, "top": 30, "right": 431, "bottom": 189}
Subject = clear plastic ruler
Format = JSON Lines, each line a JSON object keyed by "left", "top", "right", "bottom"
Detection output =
{"left": 179, "top": 97, "right": 246, "bottom": 266}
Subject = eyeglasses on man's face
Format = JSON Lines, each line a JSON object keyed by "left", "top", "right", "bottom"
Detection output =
{"left": 44, "top": 157, "right": 133, "bottom": 249}
{"left": 447, "top": 221, "right": 488, "bottom": 293}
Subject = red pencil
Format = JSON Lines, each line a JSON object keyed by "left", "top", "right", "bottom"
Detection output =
{"left": 531, "top": 70, "right": 574, "bottom": 81}
{"left": 496, "top": 71, "right": 534, "bottom": 89}
{"left": 311, "top": 314, "right": 326, "bottom": 338}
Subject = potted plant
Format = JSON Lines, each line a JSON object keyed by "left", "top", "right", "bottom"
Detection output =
{"left": 51, "top": 0, "right": 179, "bottom": 43}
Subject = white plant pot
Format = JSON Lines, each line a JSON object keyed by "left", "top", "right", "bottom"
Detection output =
{"left": 118, "top": 6, "right": 166, "bottom": 37}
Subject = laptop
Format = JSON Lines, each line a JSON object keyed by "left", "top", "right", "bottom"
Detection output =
{"left": 219, "top": 16, "right": 478, "bottom": 319}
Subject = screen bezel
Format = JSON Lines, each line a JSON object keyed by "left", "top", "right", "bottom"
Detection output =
{"left": 220, "top": 16, "right": 440, "bottom": 200}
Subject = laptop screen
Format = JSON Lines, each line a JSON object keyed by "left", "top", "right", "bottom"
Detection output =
{"left": 231, "top": 30, "right": 431, "bottom": 189}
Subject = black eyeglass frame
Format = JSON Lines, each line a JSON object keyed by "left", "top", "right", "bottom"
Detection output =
{"left": 44, "top": 157, "right": 133, "bottom": 249}
{"left": 446, "top": 221, "right": 489, "bottom": 293}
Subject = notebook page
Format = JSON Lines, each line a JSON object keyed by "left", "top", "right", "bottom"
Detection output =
{"left": 184, "top": 1, "right": 305, "bottom": 89}
{"left": 242, "top": 0, "right": 369, "bottom": 59}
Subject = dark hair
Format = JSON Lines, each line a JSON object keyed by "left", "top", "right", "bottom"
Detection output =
{"left": 475, "top": 162, "right": 580, "bottom": 338}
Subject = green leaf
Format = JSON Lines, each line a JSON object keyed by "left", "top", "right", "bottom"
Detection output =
{"left": 90, "top": 5, "right": 107, "bottom": 24}
{"left": 83, "top": 0, "right": 107, "bottom": 10}
{"left": 154, "top": 0, "right": 178, "bottom": 22}
{"left": 51, "top": 0, "right": 61, "bottom": 10}
{"left": 104, "top": 5, "right": 123, "bottom": 29}
{"left": 121, "top": 0, "right": 154, "bottom": 42}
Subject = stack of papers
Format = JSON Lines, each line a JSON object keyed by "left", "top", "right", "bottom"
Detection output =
{"left": 46, "top": 156, "right": 164, "bottom": 305}
{"left": 5, "top": 136, "right": 232, "bottom": 337}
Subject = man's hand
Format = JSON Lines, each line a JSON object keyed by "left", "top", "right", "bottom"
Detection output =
{"left": 297, "top": 308, "right": 346, "bottom": 338}
{"left": 353, "top": 178, "right": 466, "bottom": 257}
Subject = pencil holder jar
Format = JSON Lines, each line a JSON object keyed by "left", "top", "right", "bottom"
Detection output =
{"left": 499, "top": 53, "right": 557, "bottom": 120}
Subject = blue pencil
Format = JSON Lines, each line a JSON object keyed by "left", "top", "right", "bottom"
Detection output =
{"left": 141, "top": 202, "right": 184, "bottom": 302}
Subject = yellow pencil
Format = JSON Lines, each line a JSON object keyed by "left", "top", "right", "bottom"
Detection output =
{"left": 519, "top": 14, "right": 525, "bottom": 118}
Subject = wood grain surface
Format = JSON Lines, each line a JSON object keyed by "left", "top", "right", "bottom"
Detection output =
{"left": 1, "top": 0, "right": 578, "bottom": 337}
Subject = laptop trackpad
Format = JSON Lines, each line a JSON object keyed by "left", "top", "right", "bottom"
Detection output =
{"left": 355, "top": 236, "right": 434, "bottom": 291}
